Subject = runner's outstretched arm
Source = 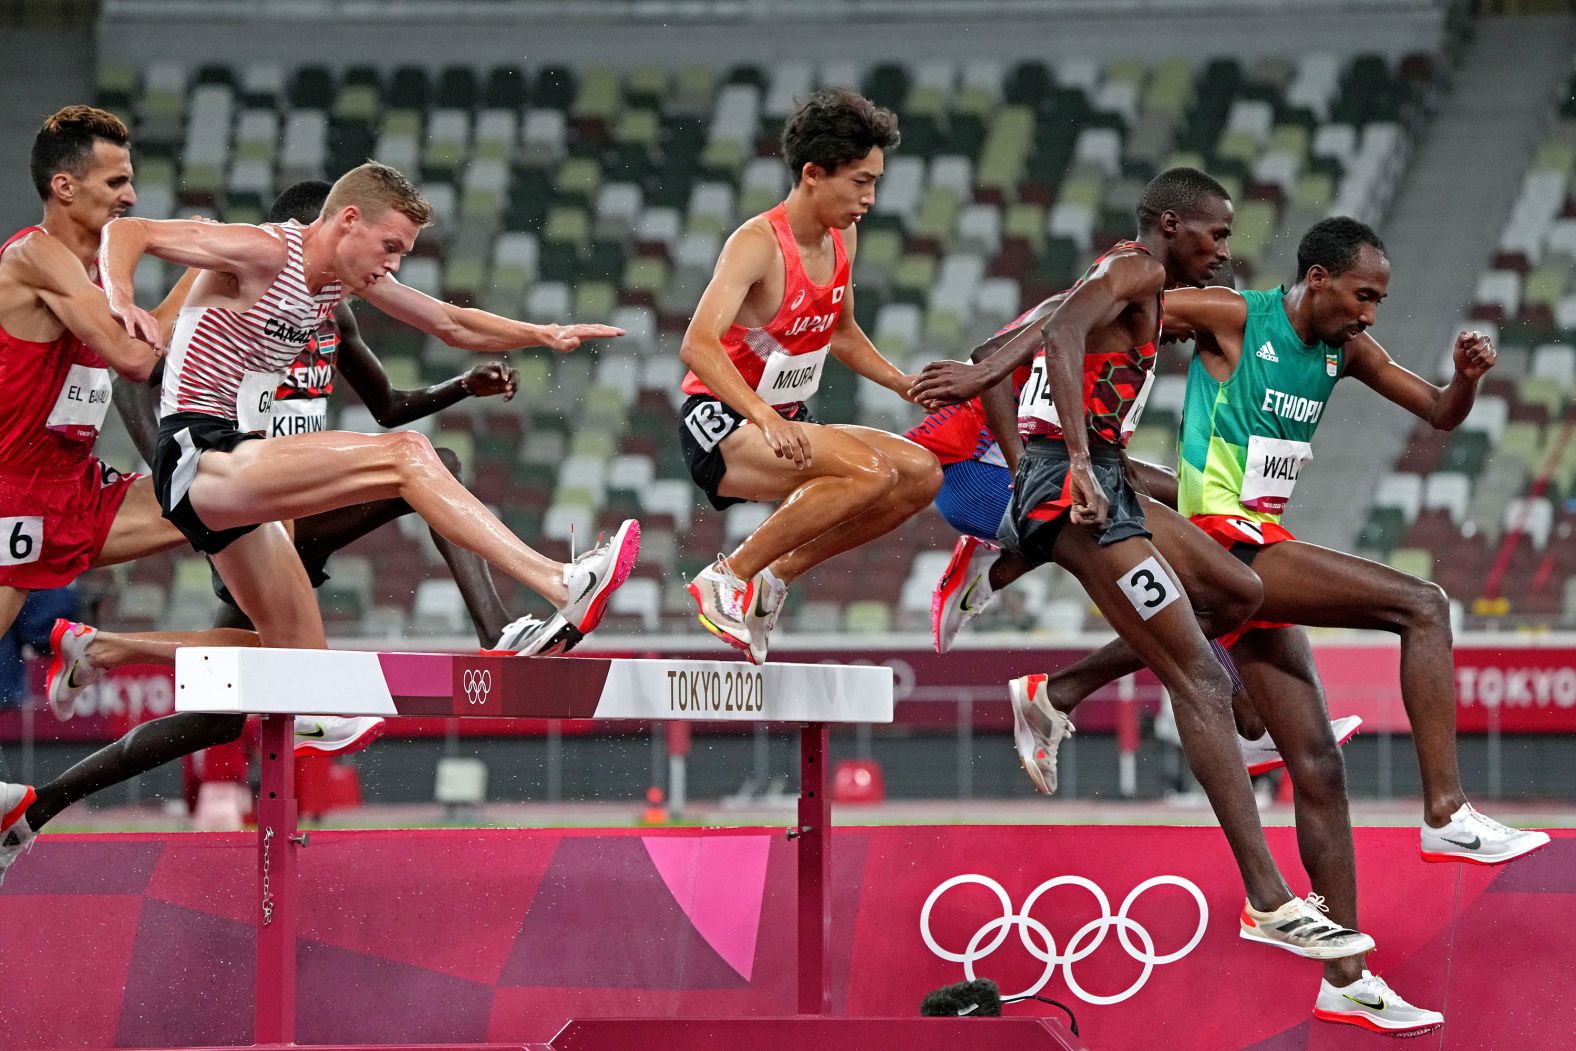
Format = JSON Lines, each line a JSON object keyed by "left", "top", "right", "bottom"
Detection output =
{"left": 1343, "top": 329, "right": 1495, "bottom": 430}
{"left": 970, "top": 319, "right": 1050, "bottom": 474}
{"left": 360, "top": 275, "right": 622, "bottom": 354}
{"left": 331, "top": 302, "right": 519, "bottom": 427}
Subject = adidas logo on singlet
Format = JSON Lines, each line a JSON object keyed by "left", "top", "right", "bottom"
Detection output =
{"left": 1256, "top": 341, "right": 1279, "bottom": 363}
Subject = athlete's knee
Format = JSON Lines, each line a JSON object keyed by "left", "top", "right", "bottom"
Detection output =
{"left": 1283, "top": 736, "right": 1348, "bottom": 801}
{"left": 384, "top": 429, "right": 444, "bottom": 483}
{"left": 838, "top": 446, "right": 899, "bottom": 504}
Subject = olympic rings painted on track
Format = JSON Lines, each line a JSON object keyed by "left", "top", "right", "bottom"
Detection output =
{"left": 462, "top": 669, "right": 492, "bottom": 704}
{"left": 919, "top": 873, "right": 1208, "bottom": 1005}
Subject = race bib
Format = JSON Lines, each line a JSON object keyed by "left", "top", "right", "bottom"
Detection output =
{"left": 1117, "top": 370, "right": 1157, "bottom": 440}
{"left": 1241, "top": 435, "right": 1312, "bottom": 514}
{"left": 266, "top": 397, "right": 329, "bottom": 438}
{"left": 754, "top": 346, "right": 827, "bottom": 406}
{"left": 45, "top": 364, "right": 113, "bottom": 442}
{"left": 0, "top": 516, "right": 43, "bottom": 567}
{"left": 1017, "top": 354, "right": 1060, "bottom": 427}
{"left": 236, "top": 370, "right": 283, "bottom": 433}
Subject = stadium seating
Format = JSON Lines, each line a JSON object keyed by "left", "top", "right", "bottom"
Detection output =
{"left": 1356, "top": 56, "right": 1576, "bottom": 625}
{"left": 93, "top": 52, "right": 1438, "bottom": 635}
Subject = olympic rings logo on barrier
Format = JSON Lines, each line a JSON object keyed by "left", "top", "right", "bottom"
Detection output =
{"left": 463, "top": 669, "right": 492, "bottom": 705}
{"left": 919, "top": 873, "right": 1208, "bottom": 1005}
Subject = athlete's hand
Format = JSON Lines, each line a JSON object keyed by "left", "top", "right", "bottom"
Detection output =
{"left": 1453, "top": 330, "right": 1496, "bottom": 381}
{"left": 1067, "top": 459, "right": 1110, "bottom": 528}
{"left": 535, "top": 322, "right": 626, "bottom": 353}
{"left": 757, "top": 415, "right": 813, "bottom": 469}
{"left": 110, "top": 300, "right": 167, "bottom": 354}
{"left": 462, "top": 362, "right": 519, "bottom": 401}
{"left": 908, "top": 359, "right": 991, "bottom": 411}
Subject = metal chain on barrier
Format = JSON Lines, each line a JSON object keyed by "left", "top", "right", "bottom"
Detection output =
{"left": 261, "top": 826, "right": 274, "bottom": 926}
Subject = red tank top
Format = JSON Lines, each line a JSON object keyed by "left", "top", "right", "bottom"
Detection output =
{"left": 0, "top": 227, "right": 116, "bottom": 483}
{"left": 680, "top": 203, "right": 850, "bottom": 408}
{"left": 1016, "top": 240, "right": 1163, "bottom": 446}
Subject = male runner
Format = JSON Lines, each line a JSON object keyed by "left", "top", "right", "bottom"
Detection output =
{"left": 91, "top": 158, "right": 638, "bottom": 661}
{"left": 911, "top": 306, "right": 1362, "bottom": 774}
{"left": 679, "top": 88, "right": 941, "bottom": 663}
{"left": 45, "top": 180, "right": 570, "bottom": 715}
{"left": 910, "top": 167, "right": 1372, "bottom": 962}
{"left": 47, "top": 179, "right": 574, "bottom": 700}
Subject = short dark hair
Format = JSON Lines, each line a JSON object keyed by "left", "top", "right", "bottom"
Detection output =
{"left": 1296, "top": 216, "right": 1386, "bottom": 280}
{"left": 267, "top": 180, "right": 332, "bottom": 225}
{"left": 30, "top": 105, "right": 131, "bottom": 201}
{"left": 1135, "top": 167, "right": 1231, "bottom": 232}
{"left": 781, "top": 88, "right": 899, "bottom": 184}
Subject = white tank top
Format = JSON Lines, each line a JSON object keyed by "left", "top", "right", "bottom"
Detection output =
{"left": 161, "top": 220, "right": 343, "bottom": 422}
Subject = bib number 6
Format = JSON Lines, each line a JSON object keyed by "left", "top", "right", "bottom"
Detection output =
{"left": 1117, "top": 555, "right": 1180, "bottom": 621}
{"left": 0, "top": 517, "right": 44, "bottom": 567}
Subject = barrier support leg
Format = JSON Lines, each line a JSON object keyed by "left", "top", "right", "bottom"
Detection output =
{"left": 256, "top": 714, "right": 299, "bottom": 1044}
{"left": 797, "top": 722, "right": 831, "bottom": 1015}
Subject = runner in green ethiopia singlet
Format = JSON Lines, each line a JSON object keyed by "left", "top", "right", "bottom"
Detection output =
{"left": 1178, "top": 286, "right": 1344, "bottom": 523}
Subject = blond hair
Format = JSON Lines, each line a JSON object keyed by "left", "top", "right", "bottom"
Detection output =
{"left": 322, "top": 161, "right": 433, "bottom": 228}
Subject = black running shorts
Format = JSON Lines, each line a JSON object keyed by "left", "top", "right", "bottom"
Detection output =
{"left": 999, "top": 437, "right": 1151, "bottom": 567}
{"left": 677, "top": 393, "right": 818, "bottom": 510}
{"left": 152, "top": 413, "right": 265, "bottom": 555}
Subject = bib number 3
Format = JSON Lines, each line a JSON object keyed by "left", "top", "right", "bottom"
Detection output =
{"left": 1117, "top": 555, "right": 1180, "bottom": 621}
{"left": 0, "top": 517, "right": 44, "bottom": 567}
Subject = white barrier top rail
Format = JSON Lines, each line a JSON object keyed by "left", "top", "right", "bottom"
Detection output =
{"left": 174, "top": 648, "right": 894, "bottom": 723}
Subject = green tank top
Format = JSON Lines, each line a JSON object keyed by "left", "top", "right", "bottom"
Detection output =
{"left": 1177, "top": 287, "right": 1344, "bottom": 524}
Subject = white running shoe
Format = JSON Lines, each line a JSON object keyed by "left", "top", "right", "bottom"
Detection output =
{"left": 1315, "top": 970, "right": 1443, "bottom": 1036}
{"left": 1240, "top": 715, "right": 1364, "bottom": 776}
{"left": 932, "top": 535, "right": 1000, "bottom": 654}
{"left": 0, "top": 783, "right": 38, "bottom": 888}
{"left": 744, "top": 571, "right": 787, "bottom": 666}
{"left": 46, "top": 619, "right": 101, "bottom": 722}
{"left": 494, "top": 612, "right": 582, "bottom": 656}
{"left": 1007, "top": 673, "right": 1074, "bottom": 795}
{"left": 1239, "top": 893, "right": 1376, "bottom": 960}
{"left": 688, "top": 554, "right": 753, "bottom": 656}
{"left": 1420, "top": 802, "right": 1551, "bottom": 865}
{"left": 292, "top": 716, "right": 385, "bottom": 759}
{"left": 559, "top": 519, "right": 642, "bottom": 636}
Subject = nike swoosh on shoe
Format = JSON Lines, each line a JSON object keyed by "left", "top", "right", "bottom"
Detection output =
{"left": 1441, "top": 834, "right": 1481, "bottom": 850}
{"left": 1344, "top": 994, "right": 1386, "bottom": 1011}
{"left": 296, "top": 725, "right": 327, "bottom": 739}
{"left": 577, "top": 572, "right": 598, "bottom": 603}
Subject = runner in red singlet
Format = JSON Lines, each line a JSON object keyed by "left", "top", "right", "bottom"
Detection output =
{"left": 678, "top": 89, "right": 940, "bottom": 663}
{"left": 0, "top": 112, "right": 427, "bottom": 884}
{"left": 910, "top": 169, "right": 1372, "bottom": 961}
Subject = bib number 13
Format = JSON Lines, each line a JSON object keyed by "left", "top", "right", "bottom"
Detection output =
{"left": 1117, "top": 555, "right": 1180, "bottom": 621}
{"left": 0, "top": 517, "right": 43, "bottom": 567}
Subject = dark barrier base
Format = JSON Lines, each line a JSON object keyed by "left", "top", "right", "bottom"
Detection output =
{"left": 114, "top": 1018, "right": 1089, "bottom": 1051}
{"left": 545, "top": 1016, "right": 1089, "bottom": 1050}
